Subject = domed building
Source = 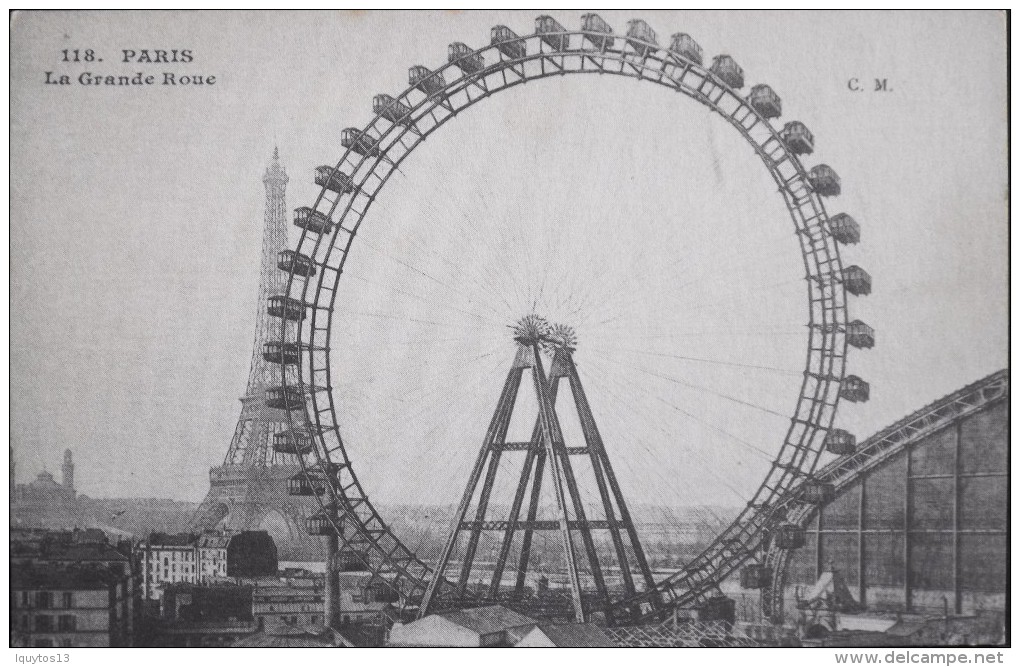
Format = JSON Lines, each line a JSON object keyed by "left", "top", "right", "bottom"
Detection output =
{"left": 11, "top": 449, "right": 87, "bottom": 529}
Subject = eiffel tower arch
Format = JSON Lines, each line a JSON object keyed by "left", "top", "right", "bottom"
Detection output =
{"left": 192, "top": 149, "right": 324, "bottom": 562}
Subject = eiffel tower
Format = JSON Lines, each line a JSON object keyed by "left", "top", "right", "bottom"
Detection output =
{"left": 420, "top": 316, "right": 656, "bottom": 623}
{"left": 192, "top": 148, "right": 323, "bottom": 561}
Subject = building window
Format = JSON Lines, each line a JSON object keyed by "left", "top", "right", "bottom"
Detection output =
{"left": 59, "top": 639, "right": 72, "bottom": 648}
{"left": 19, "top": 615, "right": 29, "bottom": 632}
{"left": 62, "top": 592, "right": 73, "bottom": 609}
{"left": 20, "top": 591, "right": 29, "bottom": 607}
{"left": 35, "top": 615, "right": 53, "bottom": 632}
{"left": 36, "top": 592, "right": 52, "bottom": 609}
{"left": 34, "top": 639, "right": 54, "bottom": 648}
{"left": 58, "top": 615, "right": 77, "bottom": 632}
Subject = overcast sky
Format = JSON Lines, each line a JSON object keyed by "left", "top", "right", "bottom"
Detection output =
{"left": 10, "top": 11, "right": 1007, "bottom": 509}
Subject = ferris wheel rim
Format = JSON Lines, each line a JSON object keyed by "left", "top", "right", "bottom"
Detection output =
{"left": 276, "top": 24, "right": 852, "bottom": 616}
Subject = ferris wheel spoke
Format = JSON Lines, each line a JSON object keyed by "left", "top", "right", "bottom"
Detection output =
{"left": 669, "top": 231, "right": 806, "bottom": 292}
{"left": 579, "top": 262, "right": 806, "bottom": 335}
{"left": 595, "top": 346, "right": 802, "bottom": 378}
{"left": 374, "top": 186, "right": 519, "bottom": 313}
{"left": 341, "top": 309, "right": 496, "bottom": 331}
{"left": 360, "top": 203, "right": 493, "bottom": 301}
{"left": 345, "top": 274, "right": 498, "bottom": 325}
{"left": 677, "top": 275, "right": 806, "bottom": 311}
{"left": 621, "top": 328, "right": 805, "bottom": 340}
{"left": 359, "top": 353, "right": 507, "bottom": 426}
{"left": 672, "top": 273, "right": 808, "bottom": 317}
{"left": 584, "top": 357, "right": 748, "bottom": 478}
{"left": 341, "top": 342, "right": 506, "bottom": 408}
{"left": 566, "top": 248, "right": 658, "bottom": 327}
{"left": 354, "top": 206, "right": 505, "bottom": 313}
{"left": 338, "top": 354, "right": 509, "bottom": 484}
{"left": 585, "top": 357, "right": 775, "bottom": 464}
{"left": 582, "top": 359, "right": 753, "bottom": 505}
{"left": 590, "top": 279, "right": 806, "bottom": 338}
{"left": 351, "top": 239, "right": 505, "bottom": 324}
{"left": 596, "top": 354, "right": 790, "bottom": 419}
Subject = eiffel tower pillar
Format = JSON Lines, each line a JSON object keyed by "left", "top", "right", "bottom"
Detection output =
{"left": 192, "top": 148, "right": 323, "bottom": 562}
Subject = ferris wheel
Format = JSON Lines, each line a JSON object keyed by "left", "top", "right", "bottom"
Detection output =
{"left": 266, "top": 13, "right": 874, "bottom": 624}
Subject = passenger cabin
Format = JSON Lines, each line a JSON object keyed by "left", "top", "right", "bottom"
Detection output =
{"left": 840, "top": 375, "right": 870, "bottom": 403}
{"left": 373, "top": 94, "right": 413, "bottom": 126}
{"left": 625, "top": 19, "right": 658, "bottom": 56}
{"left": 277, "top": 250, "right": 316, "bottom": 277}
{"left": 341, "top": 127, "right": 380, "bottom": 157}
{"left": 842, "top": 265, "right": 872, "bottom": 296}
{"left": 265, "top": 386, "right": 304, "bottom": 411}
{"left": 740, "top": 563, "right": 772, "bottom": 589}
{"left": 305, "top": 512, "right": 335, "bottom": 536}
{"left": 314, "top": 166, "right": 356, "bottom": 195}
{"left": 262, "top": 341, "right": 300, "bottom": 365}
{"left": 846, "top": 319, "right": 875, "bottom": 349}
{"left": 288, "top": 472, "right": 327, "bottom": 496}
{"left": 267, "top": 294, "right": 306, "bottom": 321}
{"left": 824, "top": 428, "right": 857, "bottom": 456}
{"left": 580, "top": 13, "right": 614, "bottom": 50}
{"left": 448, "top": 42, "right": 484, "bottom": 74}
{"left": 828, "top": 212, "right": 860, "bottom": 245}
{"left": 409, "top": 65, "right": 446, "bottom": 96}
{"left": 802, "top": 481, "right": 836, "bottom": 505}
{"left": 273, "top": 429, "right": 313, "bottom": 456}
{"left": 669, "top": 33, "right": 703, "bottom": 65}
{"left": 808, "top": 164, "right": 841, "bottom": 197}
{"left": 710, "top": 54, "right": 744, "bottom": 89}
{"left": 293, "top": 207, "right": 333, "bottom": 235}
{"left": 535, "top": 15, "right": 569, "bottom": 51}
{"left": 780, "top": 121, "right": 814, "bottom": 155}
{"left": 774, "top": 523, "right": 806, "bottom": 550}
{"left": 491, "top": 25, "right": 526, "bottom": 60}
{"left": 747, "top": 84, "right": 782, "bottom": 119}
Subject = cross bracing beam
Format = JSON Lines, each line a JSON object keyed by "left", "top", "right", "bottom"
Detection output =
{"left": 494, "top": 441, "right": 589, "bottom": 455}
{"left": 460, "top": 520, "right": 628, "bottom": 531}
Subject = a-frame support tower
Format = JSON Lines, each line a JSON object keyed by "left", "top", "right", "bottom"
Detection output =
{"left": 420, "top": 318, "right": 655, "bottom": 623}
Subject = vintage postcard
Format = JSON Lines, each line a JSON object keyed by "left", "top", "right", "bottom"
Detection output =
{"left": 8, "top": 10, "right": 1009, "bottom": 652}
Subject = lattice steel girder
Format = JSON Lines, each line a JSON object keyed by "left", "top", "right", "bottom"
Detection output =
{"left": 529, "top": 344, "right": 603, "bottom": 621}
